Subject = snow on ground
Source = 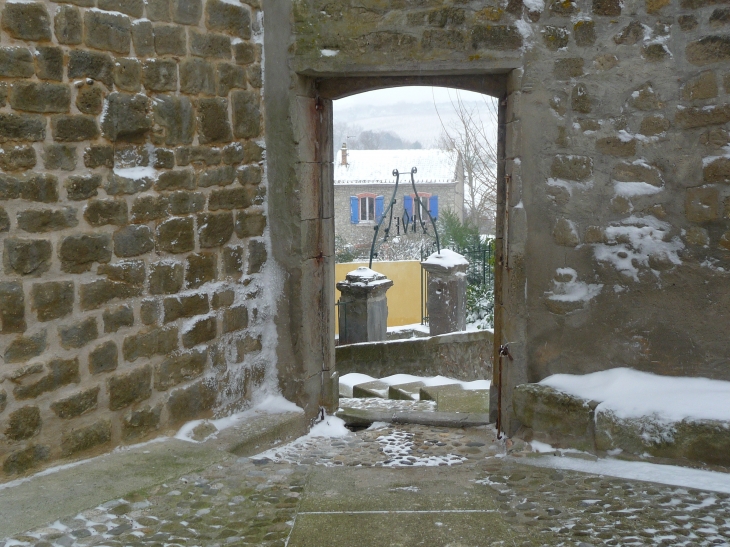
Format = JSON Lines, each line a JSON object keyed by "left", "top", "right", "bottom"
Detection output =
{"left": 540, "top": 368, "right": 730, "bottom": 423}
{"left": 524, "top": 447, "right": 730, "bottom": 495}
{"left": 339, "top": 373, "right": 490, "bottom": 395}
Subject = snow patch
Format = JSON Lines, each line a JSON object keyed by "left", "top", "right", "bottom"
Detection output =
{"left": 613, "top": 181, "right": 663, "bottom": 197}
{"left": 545, "top": 268, "right": 603, "bottom": 303}
{"left": 523, "top": 0, "right": 545, "bottom": 11}
{"left": 320, "top": 49, "right": 339, "bottom": 57}
{"left": 422, "top": 248, "right": 469, "bottom": 268}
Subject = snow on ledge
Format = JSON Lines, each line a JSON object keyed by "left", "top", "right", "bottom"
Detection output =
{"left": 422, "top": 248, "right": 469, "bottom": 268}
{"left": 540, "top": 368, "right": 730, "bottom": 424}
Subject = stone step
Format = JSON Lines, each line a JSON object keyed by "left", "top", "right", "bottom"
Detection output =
{"left": 419, "top": 383, "right": 463, "bottom": 401}
{"left": 335, "top": 407, "right": 491, "bottom": 428}
{"left": 436, "top": 389, "right": 490, "bottom": 414}
{"left": 352, "top": 380, "right": 390, "bottom": 398}
{"left": 388, "top": 381, "right": 425, "bottom": 400}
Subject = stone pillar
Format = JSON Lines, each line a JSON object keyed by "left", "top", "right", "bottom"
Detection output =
{"left": 336, "top": 267, "right": 393, "bottom": 345}
{"left": 421, "top": 249, "right": 468, "bottom": 336}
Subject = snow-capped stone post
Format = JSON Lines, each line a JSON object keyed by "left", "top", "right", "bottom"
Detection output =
{"left": 336, "top": 267, "right": 394, "bottom": 345}
{"left": 421, "top": 249, "right": 469, "bottom": 336}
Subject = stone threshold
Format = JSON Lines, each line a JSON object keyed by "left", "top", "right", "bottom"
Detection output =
{"left": 336, "top": 407, "right": 490, "bottom": 428}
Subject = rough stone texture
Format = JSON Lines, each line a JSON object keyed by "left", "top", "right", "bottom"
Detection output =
{"left": 89, "top": 340, "right": 118, "bottom": 374}
{"left": 59, "top": 316, "right": 98, "bottom": 349}
{"left": 61, "top": 419, "right": 111, "bottom": 456}
{"left": 155, "top": 349, "right": 207, "bottom": 390}
{"left": 50, "top": 387, "right": 99, "bottom": 418}
{"left": 166, "top": 380, "right": 216, "bottom": 423}
{"left": 5, "top": 406, "right": 42, "bottom": 441}
{"left": 31, "top": 281, "right": 74, "bottom": 321}
{"left": 4, "top": 331, "right": 46, "bottom": 363}
{"left": 108, "top": 366, "right": 152, "bottom": 410}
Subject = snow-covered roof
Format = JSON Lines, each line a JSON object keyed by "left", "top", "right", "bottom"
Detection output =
{"left": 334, "top": 149, "right": 459, "bottom": 185}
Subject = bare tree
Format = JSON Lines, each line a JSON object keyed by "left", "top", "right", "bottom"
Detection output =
{"left": 433, "top": 90, "right": 498, "bottom": 234}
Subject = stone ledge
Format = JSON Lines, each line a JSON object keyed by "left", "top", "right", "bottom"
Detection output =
{"left": 335, "top": 407, "right": 490, "bottom": 428}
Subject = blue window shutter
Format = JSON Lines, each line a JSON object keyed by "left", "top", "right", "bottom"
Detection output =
{"left": 375, "top": 196, "right": 384, "bottom": 222}
{"left": 429, "top": 195, "right": 439, "bottom": 220}
{"left": 403, "top": 195, "right": 413, "bottom": 217}
{"left": 350, "top": 196, "right": 359, "bottom": 224}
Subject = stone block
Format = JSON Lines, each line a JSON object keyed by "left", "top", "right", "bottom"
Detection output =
{"left": 79, "top": 278, "right": 142, "bottom": 309}
{"left": 53, "top": 6, "right": 83, "bottom": 45}
{"left": 17, "top": 207, "right": 77, "bottom": 233}
{"left": 685, "top": 186, "right": 720, "bottom": 222}
{"left": 571, "top": 83, "right": 591, "bottom": 113}
{"left": 190, "top": 30, "right": 230, "bottom": 59}
{"left": 687, "top": 36, "right": 730, "bottom": 66}
{"left": 573, "top": 20, "right": 595, "bottom": 46}
{"left": 61, "top": 419, "right": 111, "bottom": 456}
{"left": 108, "top": 365, "right": 152, "bottom": 410}
{"left": 84, "top": 199, "right": 128, "bottom": 227}
{"left": 231, "top": 90, "right": 261, "bottom": 139}
{"left": 679, "top": 14, "right": 698, "bottom": 30}
{"left": 51, "top": 115, "right": 100, "bottom": 142}
{"left": 197, "top": 165, "right": 235, "bottom": 187}
{"left": 550, "top": 155, "right": 592, "bottom": 181}
{"left": 140, "top": 299, "right": 159, "bottom": 325}
{"left": 720, "top": 232, "right": 730, "bottom": 250}
{"left": 101, "top": 93, "right": 151, "bottom": 142}
{"left": 643, "top": 43, "right": 670, "bottom": 61}
{"left": 123, "top": 326, "right": 178, "bottom": 361}
{"left": 131, "top": 195, "right": 169, "bottom": 222}
{"left": 143, "top": 59, "right": 177, "bottom": 92}
{"left": 155, "top": 169, "right": 194, "bottom": 191}
{"left": 43, "top": 144, "right": 76, "bottom": 171}
{"left": 222, "top": 305, "right": 247, "bottom": 333}
{"left": 222, "top": 245, "right": 243, "bottom": 275}
{"left": 211, "top": 288, "right": 233, "bottom": 309}
{"left": 1, "top": 2, "right": 51, "bottom": 41}
{"left": 0, "top": 113, "right": 45, "bottom": 142}
{"left": 236, "top": 334, "right": 261, "bottom": 360}
{"left": 436, "top": 389, "right": 490, "bottom": 413}
{"left": 0, "top": 46, "right": 34, "bottom": 78}
{"left": 98, "top": 0, "right": 144, "bottom": 17}
{"left": 105, "top": 173, "right": 154, "bottom": 196}
{"left": 64, "top": 174, "right": 100, "bottom": 201}
{"left": 216, "top": 63, "right": 246, "bottom": 96}
{"left": 0, "top": 207, "right": 7, "bottom": 232}
{"left": 0, "top": 282, "right": 26, "bottom": 334}
{"left": 198, "top": 212, "right": 233, "bottom": 247}
{"left": 682, "top": 71, "right": 718, "bottom": 101}
{"left": 237, "top": 165, "right": 262, "bottom": 185}
{"left": 248, "top": 239, "right": 266, "bottom": 274}
{"left": 35, "top": 46, "right": 63, "bottom": 81}
{"left": 84, "top": 10, "right": 131, "bottom": 54}
{"left": 184, "top": 252, "right": 216, "bottom": 288}
{"left": 122, "top": 404, "right": 162, "bottom": 440}
{"left": 172, "top": 0, "right": 201, "bottom": 24}
{"left": 542, "top": 25, "right": 569, "bottom": 50}
{"left": 51, "top": 387, "right": 99, "bottom": 418}
{"left": 153, "top": 95, "right": 195, "bottom": 146}
{"left": 596, "top": 136, "right": 636, "bottom": 157}
{"left": 103, "top": 306, "right": 134, "bottom": 333}
{"left": 4, "top": 330, "right": 46, "bottom": 363}
{"left": 4, "top": 238, "right": 52, "bottom": 277}
{"left": 593, "top": 0, "right": 621, "bottom": 14}
{"left": 208, "top": 186, "right": 254, "bottom": 211}
{"left": 235, "top": 209, "right": 266, "bottom": 238}
{"left": 83, "top": 146, "right": 114, "bottom": 168}
{"left": 554, "top": 58, "right": 584, "bottom": 80}
{"left": 2, "top": 444, "right": 49, "bottom": 475}
{"left": 703, "top": 157, "right": 730, "bottom": 183}
{"left": 59, "top": 316, "right": 98, "bottom": 349}
{"left": 147, "top": 0, "right": 171, "bottom": 21}
{"left": 639, "top": 115, "right": 670, "bottom": 136}
{"left": 32, "top": 281, "right": 74, "bottom": 321}
{"left": 177, "top": 145, "right": 221, "bottom": 165}
{"left": 352, "top": 380, "right": 390, "bottom": 398}
{"left": 156, "top": 217, "right": 195, "bottom": 253}
{"left": 222, "top": 142, "right": 244, "bottom": 165}
{"left": 14, "top": 358, "right": 79, "bottom": 400}
{"left": 154, "top": 148, "right": 175, "bottom": 168}
{"left": 513, "top": 384, "right": 596, "bottom": 451}
{"left": 68, "top": 50, "right": 114, "bottom": 87}
{"left": 89, "top": 340, "right": 119, "bottom": 375}
{"left": 9, "top": 82, "right": 69, "bottom": 113}
{"left": 5, "top": 406, "right": 41, "bottom": 441}
{"left": 167, "top": 380, "right": 216, "bottom": 422}
{"left": 233, "top": 42, "right": 256, "bottom": 65}
{"left": 0, "top": 146, "right": 36, "bottom": 172}
{"left": 153, "top": 24, "right": 186, "bottom": 56}
{"left": 163, "top": 293, "right": 209, "bottom": 322}
{"left": 113, "top": 58, "right": 142, "bottom": 92}
{"left": 19, "top": 173, "right": 59, "bottom": 202}
{"left": 686, "top": 226, "right": 710, "bottom": 246}
{"left": 179, "top": 59, "right": 215, "bottom": 96}
{"left": 149, "top": 260, "right": 184, "bottom": 294}
{"left": 470, "top": 25, "right": 522, "bottom": 50}
{"left": 97, "top": 260, "right": 145, "bottom": 285}
{"left": 614, "top": 21, "right": 643, "bottom": 45}
{"left": 113, "top": 225, "right": 155, "bottom": 258}
{"left": 182, "top": 316, "right": 216, "bottom": 347}
{"left": 76, "top": 86, "right": 104, "bottom": 115}
{"left": 155, "top": 348, "right": 207, "bottom": 390}
{"left": 197, "top": 98, "right": 231, "bottom": 143}
{"left": 205, "top": 0, "right": 250, "bottom": 38}
{"left": 60, "top": 233, "right": 112, "bottom": 273}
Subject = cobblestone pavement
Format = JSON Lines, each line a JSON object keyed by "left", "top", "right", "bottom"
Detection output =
{"left": 2, "top": 406, "right": 730, "bottom": 546}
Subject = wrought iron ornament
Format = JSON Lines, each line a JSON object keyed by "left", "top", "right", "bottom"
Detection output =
{"left": 368, "top": 167, "right": 441, "bottom": 268}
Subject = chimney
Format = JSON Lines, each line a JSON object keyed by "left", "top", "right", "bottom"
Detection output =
{"left": 341, "top": 143, "right": 347, "bottom": 166}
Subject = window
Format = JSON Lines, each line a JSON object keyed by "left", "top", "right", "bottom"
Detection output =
{"left": 350, "top": 194, "right": 384, "bottom": 224}
{"left": 404, "top": 194, "right": 439, "bottom": 221}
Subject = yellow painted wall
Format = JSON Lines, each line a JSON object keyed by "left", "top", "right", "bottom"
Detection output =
{"left": 335, "top": 261, "right": 423, "bottom": 333}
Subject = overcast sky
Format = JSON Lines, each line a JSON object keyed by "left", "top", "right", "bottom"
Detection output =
{"left": 333, "top": 86, "right": 498, "bottom": 148}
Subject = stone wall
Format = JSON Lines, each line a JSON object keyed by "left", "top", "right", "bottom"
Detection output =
{"left": 335, "top": 329, "right": 494, "bottom": 382}
{"left": 334, "top": 182, "right": 456, "bottom": 247}
{"left": 268, "top": 0, "right": 730, "bottom": 434}
{"left": 0, "top": 0, "right": 270, "bottom": 478}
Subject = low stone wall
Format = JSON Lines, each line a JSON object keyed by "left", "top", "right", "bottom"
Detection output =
{"left": 514, "top": 384, "right": 730, "bottom": 468}
{"left": 335, "top": 329, "right": 493, "bottom": 382}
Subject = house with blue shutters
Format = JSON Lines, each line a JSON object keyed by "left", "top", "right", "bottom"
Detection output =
{"left": 333, "top": 145, "right": 465, "bottom": 248}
